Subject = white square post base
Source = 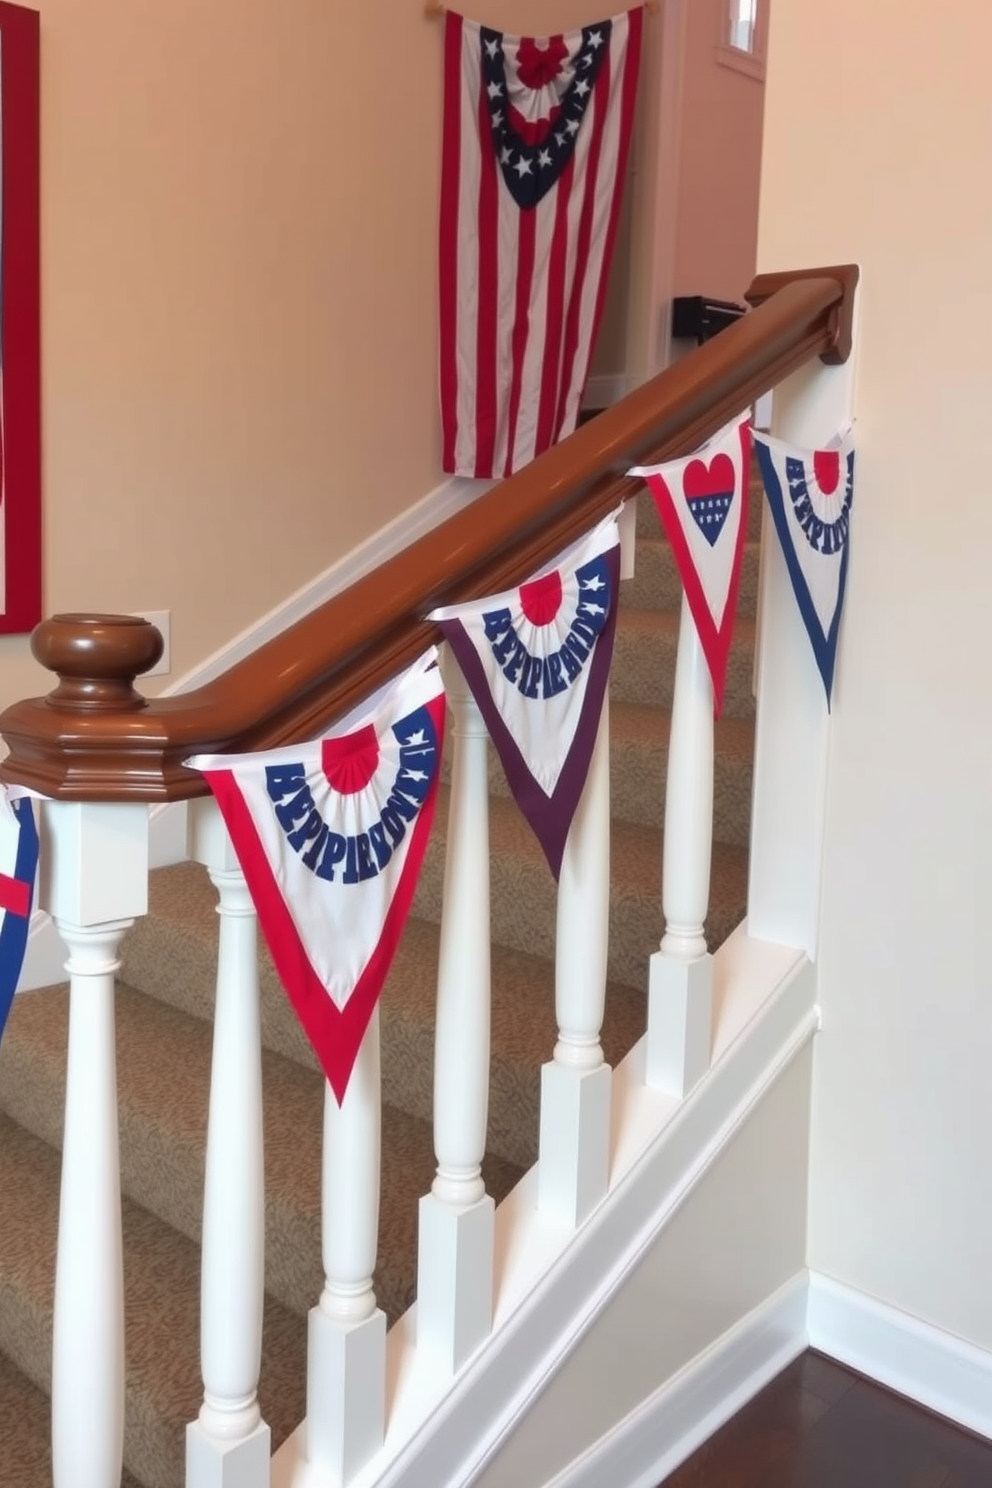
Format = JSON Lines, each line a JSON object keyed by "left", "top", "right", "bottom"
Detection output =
{"left": 538, "top": 1060, "right": 612, "bottom": 1229}
{"left": 646, "top": 949, "right": 713, "bottom": 1097}
{"left": 304, "top": 1305, "right": 386, "bottom": 1486}
{"left": 185, "top": 1418, "right": 271, "bottom": 1488}
{"left": 417, "top": 1191, "right": 495, "bottom": 1374}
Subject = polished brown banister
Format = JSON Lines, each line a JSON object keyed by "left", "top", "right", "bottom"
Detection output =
{"left": 0, "top": 265, "right": 858, "bottom": 802}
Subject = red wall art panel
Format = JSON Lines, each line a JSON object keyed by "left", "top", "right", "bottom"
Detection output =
{"left": 0, "top": 2, "right": 40, "bottom": 634}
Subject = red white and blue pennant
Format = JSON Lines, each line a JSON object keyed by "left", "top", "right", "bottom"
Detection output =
{"left": 629, "top": 418, "right": 751, "bottom": 714}
{"left": 753, "top": 429, "right": 855, "bottom": 703}
{"left": 0, "top": 791, "right": 39, "bottom": 1051}
{"left": 429, "top": 514, "right": 620, "bottom": 879}
{"left": 186, "top": 655, "right": 445, "bottom": 1103}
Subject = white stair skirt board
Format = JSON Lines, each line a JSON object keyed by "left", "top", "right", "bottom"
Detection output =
{"left": 271, "top": 930, "right": 818, "bottom": 1488}
{"left": 807, "top": 1273, "right": 992, "bottom": 1442}
{"left": 14, "top": 473, "right": 495, "bottom": 994}
{"left": 544, "top": 1274, "right": 808, "bottom": 1488}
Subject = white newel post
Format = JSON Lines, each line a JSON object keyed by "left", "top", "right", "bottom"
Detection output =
{"left": 186, "top": 798, "right": 270, "bottom": 1488}
{"left": 305, "top": 1011, "right": 386, "bottom": 1486}
{"left": 539, "top": 690, "right": 612, "bottom": 1229}
{"left": 646, "top": 594, "right": 714, "bottom": 1096}
{"left": 41, "top": 800, "right": 150, "bottom": 1488}
{"left": 417, "top": 648, "right": 494, "bottom": 1373}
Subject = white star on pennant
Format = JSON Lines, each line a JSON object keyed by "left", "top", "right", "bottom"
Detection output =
{"left": 487, "top": 80, "right": 503, "bottom": 99}
{"left": 403, "top": 729, "right": 428, "bottom": 747}
{"left": 566, "top": 117, "right": 580, "bottom": 135}
{"left": 588, "top": 29, "right": 604, "bottom": 48}
{"left": 484, "top": 37, "right": 500, "bottom": 58}
{"left": 580, "top": 601, "right": 607, "bottom": 617}
{"left": 575, "top": 78, "right": 590, "bottom": 97}
{"left": 514, "top": 155, "right": 533, "bottom": 176}
{"left": 402, "top": 769, "right": 430, "bottom": 783}
{"left": 538, "top": 148, "right": 552, "bottom": 167}
{"left": 500, "top": 145, "right": 513, "bottom": 164}
{"left": 556, "top": 130, "right": 568, "bottom": 146}
{"left": 580, "top": 54, "right": 593, "bottom": 67}
{"left": 581, "top": 575, "right": 606, "bottom": 591}
{"left": 492, "top": 110, "right": 503, "bottom": 127}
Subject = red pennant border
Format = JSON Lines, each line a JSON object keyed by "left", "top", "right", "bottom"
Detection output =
{"left": 203, "top": 692, "right": 445, "bottom": 1104}
{"left": 642, "top": 420, "right": 751, "bottom": 714}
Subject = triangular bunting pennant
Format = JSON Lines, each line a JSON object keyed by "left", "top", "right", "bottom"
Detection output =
{"left": 753, "top": 429, "right": 855, "bottom": 704}
{"left": 429, "top": 515, "right": 621, "bottom": 879}
{"left": 0, "top": 793, "right": 39, "bottom": 1052}
{"left": 629, "top": 418, "right": 751, "bottom": 714}
{"left": 186, "top": 654, "right": 445, "bottom": 1103}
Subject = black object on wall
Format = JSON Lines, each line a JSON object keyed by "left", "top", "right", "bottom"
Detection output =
{"left": 671, "top": 295, "right": 747, "bottom": 345}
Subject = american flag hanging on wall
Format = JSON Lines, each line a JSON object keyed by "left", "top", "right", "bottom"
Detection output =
{"left": 439, "top": 8, "right": 643, "bottom": 479}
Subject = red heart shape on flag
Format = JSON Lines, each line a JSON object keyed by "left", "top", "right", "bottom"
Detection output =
{"left": 517, "top": 35, "right": 568, "bottom": 91}
{"left": 683, "top": 452, "right": 735, "bottom": 500}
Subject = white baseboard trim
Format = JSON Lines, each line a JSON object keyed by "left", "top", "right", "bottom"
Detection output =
{"left": 808, "top": 1272, "right": 992, "bottom": 1440}
{"left": 582, "top": 372, "right": 628, "bottom": 410}
{"left": 159, "top": 473, "right": 494, "bottom": 699}
{"left": 140, "top": 472, "right": 494, "bottom": 876}
{"left": 269, "top": 939, "right": 817, "bottom": 1488}
{"left": 546, "top": 1274, "right": 808, "bottom": 1488}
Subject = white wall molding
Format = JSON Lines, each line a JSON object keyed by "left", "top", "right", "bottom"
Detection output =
{"left": 808, "top": 1273, "right": 992, "bottom": 1441}
{"left": 544, "top": 1274, "right": 807, "bottom": 1488}
{"left": 15, "top": 473, "right": 495, "bottom": 994}
{"left": 272, "top": 933, "right": 817, "bottom": 1488}
{"left": 159, "top": 474, "right": 494, "bottom": 698}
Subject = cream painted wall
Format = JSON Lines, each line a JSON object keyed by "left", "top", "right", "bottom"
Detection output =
{"left": 0, "top": 0, "right": 605, "bottom": 716}
{"left": 673, "top": 0, "right": 764, "bottom": 304}
{"left": 475, "top": 1045, "right": 812, "bottom": 1488}
{"left": 758, "top": 1, "right": 992, "bottom": 1349}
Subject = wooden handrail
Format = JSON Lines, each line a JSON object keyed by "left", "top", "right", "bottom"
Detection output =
{"left": 0, "top": 265, "right": 857, "bottom": 803}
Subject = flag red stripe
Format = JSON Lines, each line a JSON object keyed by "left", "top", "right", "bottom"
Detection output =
{"left": 534, "top": 152, "right": 575, "bottom": 456}
{"left": 503, "top": 204, "right": 537, "bottom": 476}
{"left": 0, "top": 873, "right": 29, "bottom": 919}
{"left": 474, "top": 79, "right": 500, "bottom": 477}
{"left": 554, "top": 47, "right": 613, "bottom": 440}
{"left": 439, "top": 13, "right": 464, "bottom": 473}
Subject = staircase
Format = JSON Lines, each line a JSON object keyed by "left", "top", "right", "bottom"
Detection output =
{"left": 0, "top": 476, "right": 762, "bottom": 1488}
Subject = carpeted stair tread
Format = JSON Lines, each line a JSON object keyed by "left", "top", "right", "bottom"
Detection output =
{"left": 621, "top": 537, "right": 760, "bottom": 620}
{"left": 415, "top": 790, "right": 748, "bottom": 991}
{"left": 611, "top": 608, "right": 756, "bottom": 717}
{"left": 0, "top": 1349, "right": 144, "bottom": 1488}
{"left": 118, "top": 866, "right": 643, "bottom": 1166}
{"left": 0, "top": 986, "right": 524, "bottom": 1326}
{"left": 0, "top": 1110, "right": 307, "bottom": 1488}
{"left": 471, "top": 700, "right": 753, "bottom": 845}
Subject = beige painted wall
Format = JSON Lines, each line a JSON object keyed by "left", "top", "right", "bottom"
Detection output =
{"left": 476, "top": 1044, "right": 812, "bottom": 1488}
{"left": 673, "top": 0, "right": 764, "bottom": 305}
{"left": 758, "top": 0, "right": 992, "bottom": 1348}
{"left": 0, "top": 0, "right": 607, "bottom": 716}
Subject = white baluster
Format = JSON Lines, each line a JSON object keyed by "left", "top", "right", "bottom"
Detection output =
{"left": 417, "top": 648, "right": 494, "bottom": 1373}
{"left": 539, "top": 690, "right": 612, "bottom": 1229}
{"left": 305, "top": 1010, "right": 385, "bottom": 1486}
{"left": 646, "top": 595, "right": 714, "bottom": 1096}
{"left": 41, "top": 801, "right": 150, "bottom": 1488}
{"left": 186, "top": 798, "right": 270, "bottom": 1488}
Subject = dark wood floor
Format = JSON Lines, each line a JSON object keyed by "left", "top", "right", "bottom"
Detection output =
{"left": 661, "top": 1351, "right": 992, "bottom": 1487}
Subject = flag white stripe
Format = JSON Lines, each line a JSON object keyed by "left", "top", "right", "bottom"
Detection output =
{"left": 454, "top": 22, "right": 484, "bottom": 478}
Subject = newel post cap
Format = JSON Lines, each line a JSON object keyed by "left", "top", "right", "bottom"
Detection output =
{"left": 32, "top": 613, "right": 164, "bottom": 712}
